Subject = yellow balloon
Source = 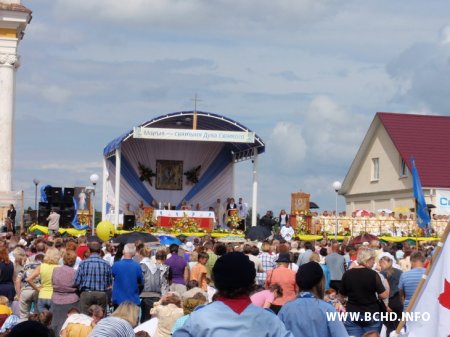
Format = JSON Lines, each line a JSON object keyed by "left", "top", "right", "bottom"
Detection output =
{"left": 96, "top": 221, "right": 115, "bottom": 241}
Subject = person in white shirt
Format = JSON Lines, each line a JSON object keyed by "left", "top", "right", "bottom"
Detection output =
{"left": 278, "top": 210, "right": 289, "bottom": 227}
{"left": 47, "top": 210, "right": 60, "bottom": 235}
{"left": 280, "top": 223, "right": 294, "bottom": 242}
{"left": 238, "top": 198, "right": 248, "bottom": 230}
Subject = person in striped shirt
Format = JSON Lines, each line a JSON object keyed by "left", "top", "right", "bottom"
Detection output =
{"left": 398, "top": 251, "right": 426, "bottom": 310}
{"left": 90, "top": 301, "right": 138, "bottom": 337}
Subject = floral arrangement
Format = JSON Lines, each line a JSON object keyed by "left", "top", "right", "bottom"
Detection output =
{"left": 184, "top": 165, "right": 201, "bottom": 185}
{"left": 143, "top": 212, "right": 157, "bottom": 227}
{"left": 226, "top": 212, "right": 241, "bottom": 229}
{"left": 169, "top": 213, "right": 202, "bottom": 233}
{"left": 295, "top": 216, "right": 309, "bottom": 235}
{"left": 138, "top": 162, "right": 157, "bottom": 186}
{"left": 213, "top": 228, "right": 244, "bottom": 235}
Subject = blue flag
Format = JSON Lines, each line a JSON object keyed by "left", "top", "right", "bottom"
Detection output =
{"left": 411, "top": 159, "right": 430, "bottom": 228}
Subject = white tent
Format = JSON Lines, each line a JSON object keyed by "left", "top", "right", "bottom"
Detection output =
{"left": 102, "top": 111, "right": 265, "bottom": 227}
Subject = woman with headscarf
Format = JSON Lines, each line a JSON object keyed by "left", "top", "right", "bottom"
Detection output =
{"left": 378, "top": 252, "right": 403, "bottom": 337}
{"left": 278, "top": 261, "right": 349, "bottom": 337}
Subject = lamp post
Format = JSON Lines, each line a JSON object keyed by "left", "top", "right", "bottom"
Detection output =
{"left": 90, "top": 173, "right": 99, "bottom": 235}
{"left": 332, "top": 181, "right": 342, "bottom": 239}
{"left": 33, "top": 178, "right": 40, "bottom": 212}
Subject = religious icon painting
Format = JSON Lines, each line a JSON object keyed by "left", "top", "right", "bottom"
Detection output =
{"left": 156, "top": 160, "right": 183, "bottom": 190}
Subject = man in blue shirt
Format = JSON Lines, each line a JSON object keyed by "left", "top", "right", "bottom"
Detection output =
{"left": 399, "top": 251, "right": 426, "bottom": 310}
{"left": 112, "top": 243, "right": 143, "bottom": 308}
{"left": 75, "top": 242, "right": 112, "bottom": 315}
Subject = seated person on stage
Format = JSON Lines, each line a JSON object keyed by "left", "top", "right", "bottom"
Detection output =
{"left": 181, "top": 200, "right": 190, "bottom": 211}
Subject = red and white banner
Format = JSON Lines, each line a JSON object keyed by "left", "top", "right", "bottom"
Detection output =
{"left": 405, "top": 226, "right": 450, "bottom": 336}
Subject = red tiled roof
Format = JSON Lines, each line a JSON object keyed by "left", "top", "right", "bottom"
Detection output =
{"left": 377, "top": 112, "right": 450, "bottom": 188}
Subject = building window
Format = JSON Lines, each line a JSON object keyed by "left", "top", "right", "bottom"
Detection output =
{"left": 400, "top": 158, "right": 407, "bottom": 177}
{"left": 372, "top": 158, "right": 380, "bottom": 181}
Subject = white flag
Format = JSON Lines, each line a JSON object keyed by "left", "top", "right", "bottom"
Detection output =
{"left": 406, "top": 229, "right": 450, "bottom": 336}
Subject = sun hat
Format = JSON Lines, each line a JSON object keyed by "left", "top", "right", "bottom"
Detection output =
{"left": 182, "top": 242, "right": 195, "bottom": 252}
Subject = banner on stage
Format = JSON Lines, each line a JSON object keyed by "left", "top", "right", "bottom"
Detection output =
{"left": 435, "top": 189, "right": 450, "bottom": 215}
{"left": 133, "top": 127, "right": 255, "bottom": 143}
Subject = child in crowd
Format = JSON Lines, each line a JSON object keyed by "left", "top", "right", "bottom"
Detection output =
{"left": 0, "top": 296, "right": 12, "bottom": 328}
{"left": 324, "top": 289, "right": 345, "bottom": 313}
{"left": 190, "top": 252, "right": 209, "bottom": 291}
{"left": 0, "top": 296, "right": 12, "bottom": 316}
{"left": 250, "top": 283, "right": 283, "bottom": 308}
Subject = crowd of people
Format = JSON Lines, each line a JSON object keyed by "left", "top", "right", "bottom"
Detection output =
{"left": 0, "top": 229, "right": 435, "bottom": 337}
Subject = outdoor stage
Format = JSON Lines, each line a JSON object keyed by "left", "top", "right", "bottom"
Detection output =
{"left": 101, "top": 110, "right": 265, "bottom": 230}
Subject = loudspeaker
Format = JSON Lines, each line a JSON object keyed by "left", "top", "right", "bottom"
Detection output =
{"left": 51, "top": 195, "right": 62, "bottom": 203}
{"left": 38, "top": 210, "right": 49, "bottom": 225}
{"left": 63, "top": 194, "right": 74, "bottom": 204}
{"left": 51, "top": 187, "right": 62, "bottom": 197}
{"left": 64, "top": 187, "right": 75, "bottom": 197}
{"left": 51, "top": 188, "right": 62, "bottom": 203}
{"left": 38, "top": 209, "right": 50, "bottom": 218}
{"left": 50, "top": 202, "right": 62, "bottom": 210}
{"left": 123, "top": 215, "right": 135, "bottom": 230}
{"left": 61, "top": 203, "right": 74, "bottom": 211}
{"left": 39, "top": 202, "right": 50, "bottom": 212}
{"left": 44, "top": 185, "right": 52, "bottom": 197}
{"left": 60, "top": 211, "right": 74, "bottom": 227}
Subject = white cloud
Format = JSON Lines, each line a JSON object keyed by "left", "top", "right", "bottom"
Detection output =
{"left": 20, "top": 83, "right": 73, "bottom": 104}
{"left": 387, "top": 37, "right": 450, "bottom": 114}
{"left": 267, "top": 121, "right": 307, "bottom": 171}
{"left": 301, "top": 96, "right": 369, "bottom": 164}
{"left": 39, "top": 161, "right": 102, "bottom": 172}
{"left": 53, "top": 0, "right": 339, "bottom": 34}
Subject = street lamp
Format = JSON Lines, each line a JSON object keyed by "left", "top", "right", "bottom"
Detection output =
{"left": 332, "top": 181, "right": 342, "bottom": 239}
{"left": 33, "top": 178, "right": 40, "bottom": 212}
{"left": 90, "top": 173, "right": 99, "bottom": 235}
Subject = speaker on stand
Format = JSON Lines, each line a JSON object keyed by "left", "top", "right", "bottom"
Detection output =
{"left": 123, "top": 215, "right": 136, "bottom": 230}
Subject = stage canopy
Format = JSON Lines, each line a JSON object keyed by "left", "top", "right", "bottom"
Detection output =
{"left": 102, "top": 111, "right": 265, "bottom": 226}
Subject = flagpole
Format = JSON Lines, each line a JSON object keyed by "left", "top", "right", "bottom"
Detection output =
{"left": 395, "top": 222, "right": 450, "bottom": 335}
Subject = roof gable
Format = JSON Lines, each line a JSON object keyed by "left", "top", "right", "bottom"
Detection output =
{"left": 377, "top": 112, "right": 450, "bottom": 188}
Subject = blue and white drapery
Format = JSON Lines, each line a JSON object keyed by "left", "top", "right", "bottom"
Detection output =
{"left": 104, "top": 138, "right": 233, "bottom": 214}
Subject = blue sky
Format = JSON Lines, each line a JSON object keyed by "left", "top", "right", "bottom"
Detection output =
{"left": 13, "top": 0, "right": 450, "bottom": 214}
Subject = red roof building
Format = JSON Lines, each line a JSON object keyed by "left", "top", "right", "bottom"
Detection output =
{"left": 340, "top": 112, "right": 450, "bottom": 222}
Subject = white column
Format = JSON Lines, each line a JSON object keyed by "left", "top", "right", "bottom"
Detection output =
{"left": 114, "top": 148, "right": 121, "bottom": 228}
{"left": 0, "top": 54, "right": 18, "bottom": 192}
{"left": 232, "top": 153, "right": 236, "bottom": 198}
{"left": 101, "top": 157, "right": 107, "bottom": 221}
{"left": 251, "top": 148, "right": 258, "bottom": 227}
